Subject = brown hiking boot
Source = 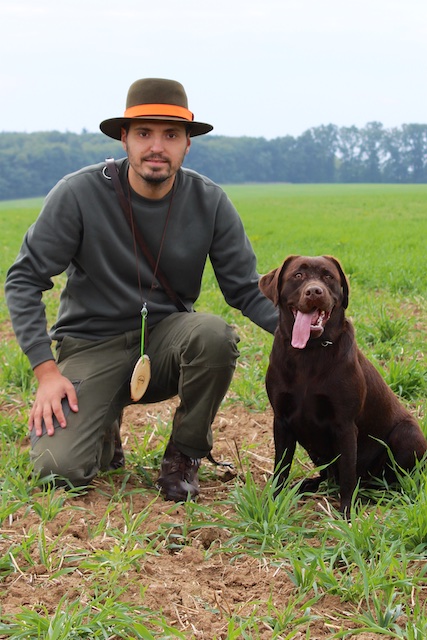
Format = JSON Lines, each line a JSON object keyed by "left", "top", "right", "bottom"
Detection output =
{"left": 156, "top": 440, "right": 200, "bottom": 502}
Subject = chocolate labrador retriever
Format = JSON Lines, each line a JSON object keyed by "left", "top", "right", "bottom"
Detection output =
{"left": 260, "top": 255, "right": 427, "bottom": 514}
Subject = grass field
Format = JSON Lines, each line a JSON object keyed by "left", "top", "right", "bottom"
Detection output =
{"left": 1, "top": 184, "right": 427, "bottom": 638}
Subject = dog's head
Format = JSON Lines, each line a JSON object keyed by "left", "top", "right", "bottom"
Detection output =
{"left": 260, "top": 255, "right": 349, "bottom": 349}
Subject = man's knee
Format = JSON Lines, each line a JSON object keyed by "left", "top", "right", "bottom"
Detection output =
{"left": 185, "top": 314, "right": 240, "bottom": 367}
{"left": 31, "top": 436, "right": 98, "bottom": 487}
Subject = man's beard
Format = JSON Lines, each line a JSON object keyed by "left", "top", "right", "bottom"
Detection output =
{"left": 125, "top": 143, "right": 188, "bottom": 193}
{"left": 143, "top": 171, "right": 170, "bottom": 185}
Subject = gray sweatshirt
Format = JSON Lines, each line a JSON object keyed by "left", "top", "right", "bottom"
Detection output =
{"left": 5, "top": 158, "right": 278, "bottom": 369}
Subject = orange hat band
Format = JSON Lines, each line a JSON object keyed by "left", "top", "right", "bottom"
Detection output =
{"left": 124, "top": 104, "right": 194, "bottom": 121}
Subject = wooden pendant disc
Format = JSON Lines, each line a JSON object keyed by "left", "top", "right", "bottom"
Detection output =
{"left": 130, "top": 355, "right": 151, "bottom": 401}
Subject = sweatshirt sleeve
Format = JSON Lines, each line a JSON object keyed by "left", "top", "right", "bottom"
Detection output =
{"left": 4, "top": 179, "right": 83, "bottom": 368}
{"left": 209, "top": 192, "right": 278, "bottom": 334}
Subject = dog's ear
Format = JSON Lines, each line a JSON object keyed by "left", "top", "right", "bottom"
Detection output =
{"left": 324, "top": 256, "right": 349, "bottom": 309}
{"left": 259, "top": 256, "right": 297, "bottom": 306}
{"left": 259, "top": 268, "right": 281, "bottom": 305}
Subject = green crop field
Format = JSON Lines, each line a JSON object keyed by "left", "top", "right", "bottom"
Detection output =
{"left": 1, "top": 184, "right": 427, "bottom": 638}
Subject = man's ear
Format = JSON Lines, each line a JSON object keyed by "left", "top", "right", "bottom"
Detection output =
{"left": 120, "top": 127, "right": 127, "bottom": 151}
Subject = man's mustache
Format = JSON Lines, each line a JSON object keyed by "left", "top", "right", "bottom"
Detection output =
{"left": 143, "top": 155, "right": 169, "bottom": 162}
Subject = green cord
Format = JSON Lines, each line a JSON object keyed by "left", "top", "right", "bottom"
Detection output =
{"left": 140, "top": 303, "right": 148, "bottom": 356}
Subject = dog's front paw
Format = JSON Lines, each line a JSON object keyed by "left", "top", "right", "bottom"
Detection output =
{"left": 339, "top": 500, "right": 352, "bottom": 520}
{"left": 298, "top": 476, "right": 323, "bottom": 494}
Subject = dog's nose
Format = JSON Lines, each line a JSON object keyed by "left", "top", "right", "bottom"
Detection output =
{"left": 305, "top": 285, "right": 323, "bottom": 298}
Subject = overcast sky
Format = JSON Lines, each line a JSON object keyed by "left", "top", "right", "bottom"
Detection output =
{"left": 2, "top": 0, "right": 426, "bottom": 139}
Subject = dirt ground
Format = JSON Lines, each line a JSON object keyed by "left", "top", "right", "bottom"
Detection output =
{"left": 1, "top": 400, "right": 399, "bottom": 639}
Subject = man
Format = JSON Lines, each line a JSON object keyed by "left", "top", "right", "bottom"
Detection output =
{"left": 5, "top": 78, "right": 278, "bottom": 501}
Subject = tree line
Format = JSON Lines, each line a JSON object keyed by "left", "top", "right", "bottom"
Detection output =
{"left": 1, "top": 122, "right": 427, "bottom": 200}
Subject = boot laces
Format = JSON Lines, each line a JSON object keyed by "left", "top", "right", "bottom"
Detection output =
{"left": 167, "top": 453, "right": 200, "bottom": 479}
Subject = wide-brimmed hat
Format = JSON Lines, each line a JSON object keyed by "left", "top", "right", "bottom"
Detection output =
{"left": 99, "top": 78, "right": 213, "bottom": 140}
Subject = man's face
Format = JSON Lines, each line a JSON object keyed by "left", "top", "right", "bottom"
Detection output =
{"left": 121, "top": 120, "right": 191, "bottom": 196}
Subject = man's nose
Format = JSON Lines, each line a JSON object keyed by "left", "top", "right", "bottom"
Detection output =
{"left": 150, "top": 136, "right": 164, "bottom": 152}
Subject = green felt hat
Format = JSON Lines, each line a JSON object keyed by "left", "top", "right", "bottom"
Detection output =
{"left": 100, "top": 78, "right": 213, "bottom": 139}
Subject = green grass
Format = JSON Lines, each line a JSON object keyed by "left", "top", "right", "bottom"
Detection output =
{"left": 1, "top": 184, "right": 427, "bottom": 638}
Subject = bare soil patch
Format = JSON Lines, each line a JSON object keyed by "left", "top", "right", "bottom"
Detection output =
{"left": 0, "top": 400, "right": 405, "bottom": 638}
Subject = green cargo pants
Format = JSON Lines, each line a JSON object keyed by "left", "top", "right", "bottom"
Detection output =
{"left": 30, "top": 312, "right": 240, "bottom": 486}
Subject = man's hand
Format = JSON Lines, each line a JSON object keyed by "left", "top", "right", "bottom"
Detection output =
{"left": 29, "top": 360, "right": 79, "bottom": 437}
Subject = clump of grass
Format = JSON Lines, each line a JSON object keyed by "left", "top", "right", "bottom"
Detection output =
{"left": 0, "top": 341, "right": 34, "bottom": 394}
{"left": 380, "top": 459, "right": 427, "bottom": 554}
{"left": 381, "top": 358, "right": 427, "bottom": 400}
{"left": 373, "top": 306, "right": 408, "bottom": 344}
{"left": 0, "top": 435, "right": 35, "bottom": 522}
{"left": 0, "top": 591, "right": 186, "bottom": 639}
{"left": 126, "top": 422, "right": 171, "bottom": 487}
{"left": 356, "top": 305, "right": 409, "bottom": 351}
{"left": 223, "top": 591, "right": 319, "bottom": 639}
{"left": 0, "top": 409, "right": 28, "bottom": 440}
{"left": 30, "top": 483, "right": 87, "bottom": 522}
{"left": 217, "top": 470, "right": 317, "bottom": 556}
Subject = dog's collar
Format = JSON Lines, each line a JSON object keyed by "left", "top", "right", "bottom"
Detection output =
{"left": 293, "top": 337, "right": 334, "bottom": 350}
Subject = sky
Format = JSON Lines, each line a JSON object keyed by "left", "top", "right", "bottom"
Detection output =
{"left": 1, "top": 0, "right": 427, "bottom": 140}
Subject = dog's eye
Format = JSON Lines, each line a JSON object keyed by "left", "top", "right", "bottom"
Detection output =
{"left": 324, "top": 273, "right": 333, "bottom": 280}
{"left": 294, "top": 272, "right": 303, "bottom": 279}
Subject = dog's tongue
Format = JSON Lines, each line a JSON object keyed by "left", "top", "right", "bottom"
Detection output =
{"left": 291, "top": 310, "right": 317, "bottom": 349}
